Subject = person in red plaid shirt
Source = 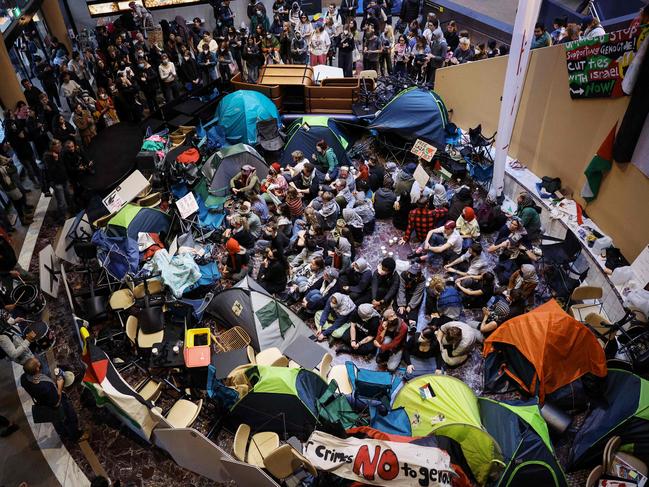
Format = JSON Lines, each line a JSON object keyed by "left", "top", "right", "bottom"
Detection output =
{"left": 400, "top": 197, "right": 449, "bottom": 244}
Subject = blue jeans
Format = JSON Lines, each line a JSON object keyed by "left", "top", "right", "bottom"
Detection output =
{"left": 305, "top": 290, "right": 326, "bottom": 312}
{"left": 52, "top": 183, "right": 73, "bottom": 219}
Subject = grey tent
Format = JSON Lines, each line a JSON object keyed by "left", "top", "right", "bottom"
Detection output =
{"left": 206, "top": 276, "right": 314, "bottom": 351}
{"left": 201, "top": 143, "right": 268, "bottom": 197}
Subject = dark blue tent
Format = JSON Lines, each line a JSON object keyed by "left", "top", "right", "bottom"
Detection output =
{"left": 281, "top": 116, "right": 351, "bottom": 167}
{"left": 369, "top": 87, "right": 449, "bottom": 148}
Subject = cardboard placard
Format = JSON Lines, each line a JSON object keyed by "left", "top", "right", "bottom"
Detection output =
{"left": 410, "top": 139, "right": 437, "bottom": 162}
{"left": 413, "top": 163, "right": 431, "bottom": 189}
{"left": 176, "top": 192, "right": 199, "bottom": 219}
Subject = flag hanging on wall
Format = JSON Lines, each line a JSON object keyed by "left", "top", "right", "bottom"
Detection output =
{"left": 581, "top": 123, "right": 617, "bottom": 202}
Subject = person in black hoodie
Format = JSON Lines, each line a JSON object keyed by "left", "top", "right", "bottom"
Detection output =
{"left": 392, "top": 190, "right": 412, "bottom": 231}
{"left": 258, "top": 247, "right": 289, "bottom": 295}
{"left": 340, "top": 257, "right": 372, "bottom": 302}
{"left": 371, "top": 257, "right": 399, "bottom": 309}
{"left": 178, "top": 49, "right": 202, "bottom": 91}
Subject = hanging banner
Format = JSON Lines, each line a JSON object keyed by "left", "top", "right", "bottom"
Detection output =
{"left": 303, "top": 430, "right": 454, "bottom": 486}
{"left": 564, "top": 24, "right": 649, "bottom": 99}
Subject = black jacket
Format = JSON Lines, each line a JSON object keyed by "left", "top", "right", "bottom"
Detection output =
{"left": 399, "top": 0, "right": 420, "bottom": 23}
{"left": 371, "top": 270, "right": 399, "bottom": 304}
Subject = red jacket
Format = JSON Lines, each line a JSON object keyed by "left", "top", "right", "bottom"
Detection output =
{"left": 376, "top": 319, "right": 407, "bottom": 352}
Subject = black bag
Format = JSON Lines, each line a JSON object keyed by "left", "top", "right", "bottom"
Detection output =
{"left": 605, "top": 246, "right": 629, "bottom": 271}
{"left": 32, "top": 403, "right": 65, "bottom": 424}
{"left": 541, "top": 176, "right": 562, "bottom": 194}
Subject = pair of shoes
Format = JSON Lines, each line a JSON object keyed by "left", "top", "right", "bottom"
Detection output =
{"left": 0, "top": 423, "right": 19, "bottom": 437}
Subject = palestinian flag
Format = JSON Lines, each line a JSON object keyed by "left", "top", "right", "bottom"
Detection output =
{"left": 581, "top": 123, "right": 617, "bottom": 202}
{"left": 83, "top": 344, "right": 161, "bottom": 441}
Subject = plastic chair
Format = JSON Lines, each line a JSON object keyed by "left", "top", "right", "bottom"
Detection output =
{"left": 584, "top": 312, "right": 614, "bottom": 345}
{"left": 585, "top": 465, "right": 603, "bottom": 487}
{"left": 359, "top": 70, "right": 378, "bottom": 81}
{"left": 109, "top": 289, "right": 135, "bottom": 311}
{"left": 164, "top": 398, "right": 203, "bottom": 429}
{"left": 132, "top": 279, "right": 164, "bottom": 300}
{"left": 569, "top": 286, "right": 604, "bottom": 320}
{"left": 247, "top": 431, "right": 280, "bottom": 467}
{"left": 263, "top": 444, "right": 318, "bottom": 479}
{"left": 125, "top": 315, "right": 138, "bottom": 346}
{"left": 137, "top": 192, "right": 162, "bottom": 207}
{"left": 255, "top": 347, "right": 289, "bottom": 367}
{"left": 233, "top": 423, "right": 251, "bottom": 461}
{"left": 328, "top": 364, "right": 352, "bottom": 394}
{"left": 316, "top": 353, "right": 333, "bottom": 379}
{"left": 135, "top": 378, "right": 163, "bottom": 403}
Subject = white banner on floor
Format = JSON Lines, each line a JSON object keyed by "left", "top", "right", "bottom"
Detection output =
{"left": 303, "top": 430, "right": 454, "bottom": 486}
{"left": 492, "top": 0, "right": 543, "bottom": 195}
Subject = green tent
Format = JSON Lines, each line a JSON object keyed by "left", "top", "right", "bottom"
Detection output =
{"left": 228, "top": 365, "right": 329, "bottom": 440}
{"left": 106, "top": 204, "right": 171, "bottom": 239}
{"left": 200, "top": 143, "right": 268, "bottom": 196}
{"left": 281, "top": 116, "right": 351, "bottom": 167}
{"left": 392, "top": 375, "right": 503, "bottom": 485}
{"left": 479, "top": 398, "right": 567, "bottom": 486}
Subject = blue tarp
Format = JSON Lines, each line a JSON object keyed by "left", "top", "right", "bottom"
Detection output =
{"left": 368, "top": 87, "right": 449, "bottom": 148}
{"left": 215, "top": 90, "right": 279, "bottom": 145}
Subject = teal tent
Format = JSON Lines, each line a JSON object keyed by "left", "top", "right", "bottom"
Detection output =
{"left": 215, "top": 90, "right": 279, "bottom": 145}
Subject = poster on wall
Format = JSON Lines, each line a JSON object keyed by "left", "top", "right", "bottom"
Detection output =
{"left": 564, "top": 24, "right": 649, "bottom": 99}
{"left": 303, "top": 430, "right": 455, "bottom": 486}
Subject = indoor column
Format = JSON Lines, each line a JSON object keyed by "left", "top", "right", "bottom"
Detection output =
{"left": 0, "top": 34, "right": 26, "bottom": 109}
{"left": 40, "top": 0, "right": 72, "bottom": 52}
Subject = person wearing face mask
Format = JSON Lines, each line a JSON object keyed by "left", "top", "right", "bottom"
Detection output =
{"left": 158, "top": 54, "right": 180, "bottom": 102}
{"left": 198, "top": 42, "right": 219, "bottom": 83}
{"left": 178, "top": 48, "right": 202, "bottom": 91}
{"left": 261, "top": 30, "right": 281, "bottom": 64}
{"left": 309, "top": 21, "right": 330, "bottom": 65}
{"left": 337, "top": 27, "right": 355, "bottom": 76}
{"left": 135, "top": 57, "right": 160, "bottom": 112}
{"left": 291, "top": 30, "right": 308, "bottom": 64}
{"left": 251, "top": 5, "right": 270, "bottom": 33}
{"left": 289, "top": 2, "right": 303, "bottom": 29}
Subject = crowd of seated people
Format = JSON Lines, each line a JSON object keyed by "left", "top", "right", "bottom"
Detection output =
{"left": 217, "top": 142, "right": 543, "bottom": 374}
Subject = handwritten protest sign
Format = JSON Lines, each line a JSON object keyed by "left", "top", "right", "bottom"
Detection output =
{"left": 564, "top": 24, "right": 649, "bottom": 99}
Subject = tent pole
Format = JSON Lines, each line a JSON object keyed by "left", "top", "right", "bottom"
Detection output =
{"left": 491, "top": 0, "right": 543, "bottom": 196}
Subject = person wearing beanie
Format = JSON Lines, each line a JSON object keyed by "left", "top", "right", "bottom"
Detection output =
{"left": 397, "top": 262, "right": 426, "bottom": 322}
{"left": 416, "top": 219, "right": 463, "bottom": 263}
{"left": 371, "top": 257, "right": 400, "bottom": 310}
{"left": 337, "top": 303, "right": 381, "bottom": 356}
{"left": 455, "top": 206, "right": 481, "bottom": 248}
{"left": 339, "top": 257, "right": 372, "bottom": 302}
{"left": 223, "top": 237, "right": 249, "bottom": 281}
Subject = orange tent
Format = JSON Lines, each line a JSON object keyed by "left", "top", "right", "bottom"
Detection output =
{"left": 483, "top": 299, "right": 607, "bottom": 403}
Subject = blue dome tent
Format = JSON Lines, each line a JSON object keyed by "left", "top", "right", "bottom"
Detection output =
{"left": 368, "top": 87, "right": 449, "bottom": 148}
{"left": 214, "top": 90, "right": 279, "bottom": 145}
